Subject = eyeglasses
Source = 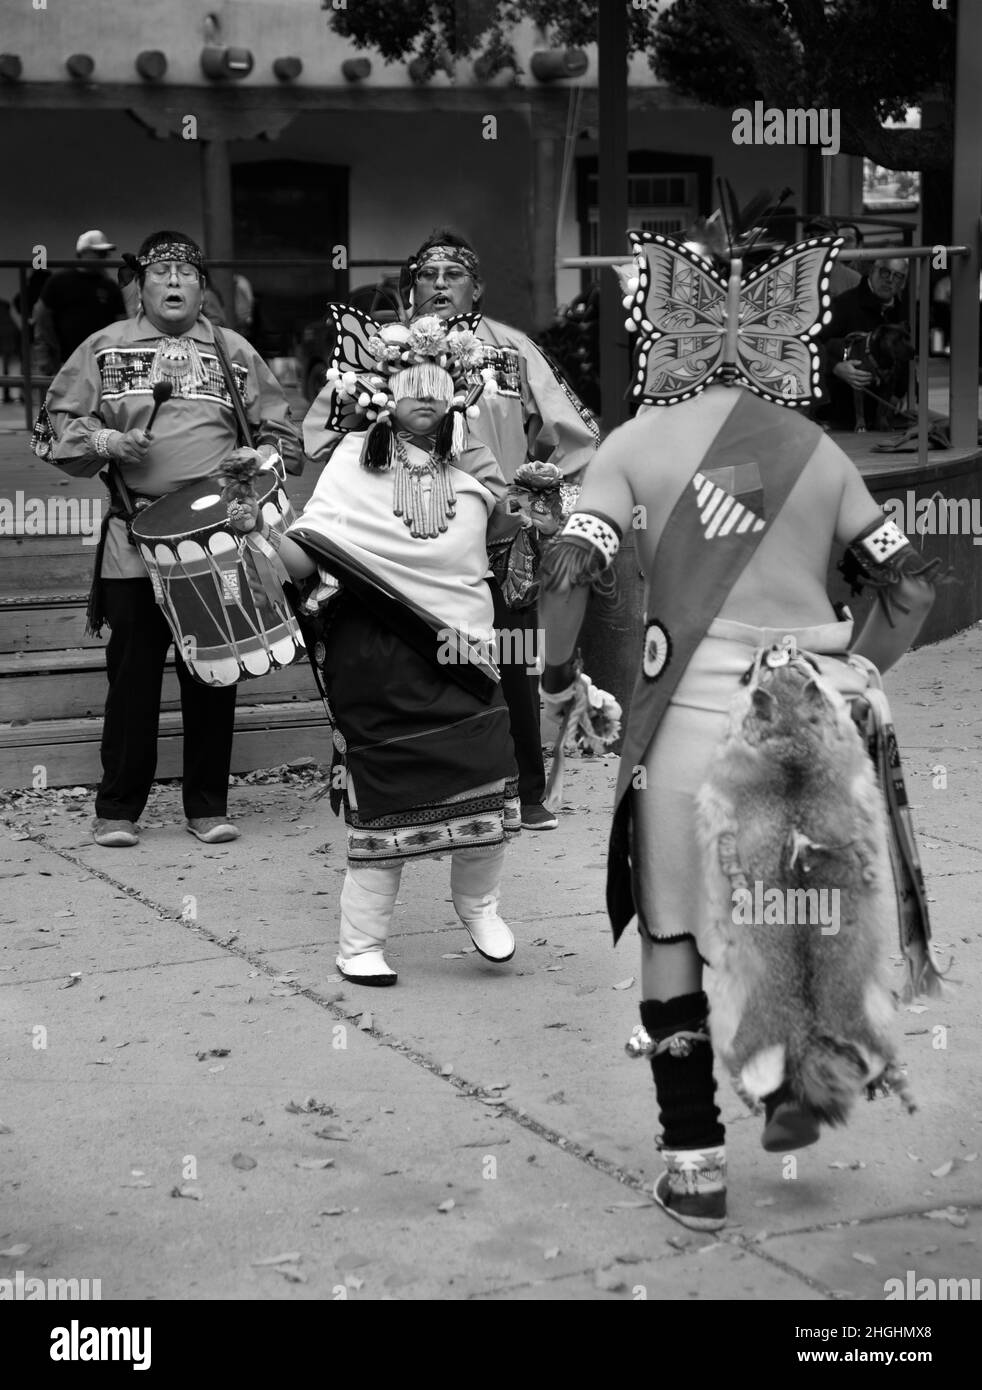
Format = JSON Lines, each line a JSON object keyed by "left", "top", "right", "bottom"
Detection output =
{"left": 146, "top": 262, "right": 201, "bottom": 282}
{"left": 416, "top": 267, "right": 472, "bottom": 285}
{"left": 874, "top": 267, "right": 908, "bottom": 286}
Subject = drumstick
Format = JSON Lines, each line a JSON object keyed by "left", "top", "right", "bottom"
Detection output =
{"left": 145, "top": 381, "right": 173, "bottom": 436}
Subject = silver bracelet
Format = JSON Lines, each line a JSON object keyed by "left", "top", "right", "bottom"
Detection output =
{"left": 94, "top": 428, "right": 116, "bottom": 458}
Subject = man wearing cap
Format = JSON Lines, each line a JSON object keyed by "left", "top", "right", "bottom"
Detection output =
{"left": 34, "top": 229, "right": 303, "bottom": 850}
{"left": 33, "top": 231, "right": 126, "bottom": 373}
{"left": 309, "top": 228, "right": 600, "bottom": 833}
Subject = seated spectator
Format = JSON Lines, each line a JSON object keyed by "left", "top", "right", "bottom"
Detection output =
{"left": 817, "top": 256, "right": 910, "bottom": 430}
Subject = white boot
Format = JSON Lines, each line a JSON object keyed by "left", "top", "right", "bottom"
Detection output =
{"left": 451, "top": 844, "right": 515, "bottom": 964}
{"left": 337, "top": 864, "right": 401, "bottom": 986}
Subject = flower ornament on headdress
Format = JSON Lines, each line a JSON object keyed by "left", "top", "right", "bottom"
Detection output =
{"left": 623, "top": 185, "right": 841, "bottom": 409}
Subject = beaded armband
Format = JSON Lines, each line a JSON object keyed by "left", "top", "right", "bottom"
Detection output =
{"left": 840, "top": 516, "right": 930, "bottom": 594}
{"left": 840, "top": 515, "right": 950, "bottom": 626}
{"left": 539, "top": 510, "right": 622, "bottom": 593}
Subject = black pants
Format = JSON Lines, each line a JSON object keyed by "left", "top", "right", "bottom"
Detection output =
{"left": 94, "top": 579, "right": 237, "bottom": 823}
{"left": 490, "top": 580, "right": 545, "bottom": 806}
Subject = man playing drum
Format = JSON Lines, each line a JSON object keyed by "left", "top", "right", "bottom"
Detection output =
{"left": 34, "top": 229, "right": 303, "bottom": 849}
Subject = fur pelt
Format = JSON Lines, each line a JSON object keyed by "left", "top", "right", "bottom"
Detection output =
{"left": 696, "top": 655, "right": 911, "bottom": 1125}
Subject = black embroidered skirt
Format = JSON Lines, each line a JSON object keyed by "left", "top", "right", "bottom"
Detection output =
{"left": 319, "top": 592, "right": 520, "bottom": 867}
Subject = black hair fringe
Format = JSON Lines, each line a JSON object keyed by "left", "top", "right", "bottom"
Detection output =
{"left": 363, "top": 419, "right": 394, "bottom": 471}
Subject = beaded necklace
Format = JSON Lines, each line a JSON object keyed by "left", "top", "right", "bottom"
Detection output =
{"left": 392, "top": 432, "right": 457, "bottom": 539}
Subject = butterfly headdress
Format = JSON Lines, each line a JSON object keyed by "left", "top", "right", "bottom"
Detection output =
{"left": 320, "top": 304, "right": 496, "bottom": 468}
{"left": 622, "top": 186, "right": 841, "bottom": 409}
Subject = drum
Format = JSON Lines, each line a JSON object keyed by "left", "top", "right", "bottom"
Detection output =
{"left": 130, "top": 469, "right": 305, "bottom": 687}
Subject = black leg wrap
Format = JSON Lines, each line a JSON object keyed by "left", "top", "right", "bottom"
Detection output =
{"left": 640, "top": 993, "right": 725, "bottom": 1151}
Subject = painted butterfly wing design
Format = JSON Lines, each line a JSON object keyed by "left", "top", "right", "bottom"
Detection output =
{"left": 730, "top": 237, "right": 840, "bottom": 403}
{"left": 322, "top": 303, "right": 385, "bottom": 431}
{"left": 628, "top": 231, "right": 840, "bottom": 409}
{"left": 444, "top": 311, "right": 483, "bottom": 336}
{"left": 628, "top": 234, "right": 730, "bottom": 406}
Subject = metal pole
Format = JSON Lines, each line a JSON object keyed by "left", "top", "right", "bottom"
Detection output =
{"left": 949, "top": 0, "right": 982, "bottom": 451}
{"left": 918, "top": 258, "right": 930, "bottom": 469}
{"left": 597, "top": 0, "right": 629, "bottom": 429}
{"left": 19, "top": 264, "right": 33, "bottom": 432}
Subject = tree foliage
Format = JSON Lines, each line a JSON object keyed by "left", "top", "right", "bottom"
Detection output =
{"left": 325, "top": 0, "right": 955, "bottom": 169}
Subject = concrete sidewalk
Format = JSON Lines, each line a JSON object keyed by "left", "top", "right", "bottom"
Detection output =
{"left": 1, "top": 628, "right": 980, "bottom": 1301}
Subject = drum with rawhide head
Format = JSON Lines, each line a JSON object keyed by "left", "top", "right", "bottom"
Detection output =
{"left": 130, "top": 469, "right": 304, "bottom": 686}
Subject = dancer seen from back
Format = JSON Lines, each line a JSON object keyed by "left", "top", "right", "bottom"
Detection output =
{"left": 539, "top": 205, "right": 945, "bottom": 1231}
{"left": 230, "top": 310, "right": 531, "bottom": 987}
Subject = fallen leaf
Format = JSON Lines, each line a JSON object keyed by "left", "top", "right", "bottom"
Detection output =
{"left": 313, "top": 1127, "right": 349, "bottom": 1142}
{"left": 441, "top": 953, "right": 465, "bottom": 960}
{"left": 275, "top": 1265, "right": 307, "bottom": 1283}
{"left": 196, "top": 1048, "right": 230, "bottom": 1061}
{"left": 251, "top": 1251, "right": 302, "bottom": 1266}
{"left": 0, "top": 1243, "right": 30, "bottom": 1258}
{"left": 480, "top": 1097, "right": 506, "bottom": 1106}
{"left": 171, "top": 1184, "right": 203, "bottom": 1201}
{"left": 440, "top": 1065, "right": 454, "bottom": 1076}
{"left": 906, "top": 1150, "right": 922, "bottom": 1162}
{"left": 543, "top": 1247, "right": 560, "bottom": 1260}
{"left": 60, "top": 973, "right": 82, "bottom": 990}
{"left": 924, "top": 1208, "right": 968, "bottom": 1227}
{"left": 358, "top": 1013, "right": 373, "bottom": 1031}
{"left": 612, "top": 977, "right": 635, "bottom": 991}
{"left": 231, "top": 1153, "right": 257, "bottom": 1171}
{"left": 852, "top": 1252, "right": 877, "bottom": 1265}
{"left": 530, "top": 937, "right": 547, "bottom": 947}
{"left": 437, "top": 1199, "right": 456, "bottom": 1213}
{"left": 930, "top": 1161, "right": 954, "bottom": 1178}
{"left": 319, "top": 1207, "right": 347, "bottom": 1217}
{"left": 295, "top": 1158, "right": 335, "bottom": 1170}
{"left": 285, "top": 1097, "right": 333, "bottom": 1116}
{"left": 905, "top": 1004, "right": 928, "bottom": 1014}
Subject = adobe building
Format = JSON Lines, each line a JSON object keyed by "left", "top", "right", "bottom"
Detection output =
{"left": 0, "top": 0, "right": 845, "bottom": 345}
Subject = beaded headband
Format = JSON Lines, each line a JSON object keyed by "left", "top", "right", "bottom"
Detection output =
{"left": 408, "top": 245, "right": 481, "bottom": 281}
{"left": 137, "top": 241, "right": 205, "bottom": 269}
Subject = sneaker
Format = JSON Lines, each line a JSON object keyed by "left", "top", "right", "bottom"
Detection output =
{"left": 652, "top": 1145, "right": 727, "bottom": 1232}
{"left": 520, "top": 803, "right": 558, "bottom": 830}
{"left": 186, "top": 817, "right": 240, "bottom": 845}
{"left": 92, "top": 818, "right": 139, "bottom": 848}
{"left": 761, "top": 1086, "right": 821, "bottom": 1152}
